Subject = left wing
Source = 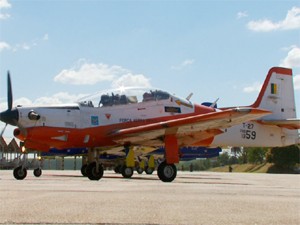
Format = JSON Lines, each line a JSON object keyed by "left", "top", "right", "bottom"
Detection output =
{"left": 109, "top": 107, "right": 270, "bottom": 146}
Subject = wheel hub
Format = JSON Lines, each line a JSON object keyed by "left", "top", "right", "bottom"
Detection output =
{"left": 163, "top": 165, "right": 174, "bottom": 178}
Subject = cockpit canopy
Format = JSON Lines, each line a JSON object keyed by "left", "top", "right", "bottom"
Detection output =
{"left": 77, "top": 87, "right": 171, "bottom": 107}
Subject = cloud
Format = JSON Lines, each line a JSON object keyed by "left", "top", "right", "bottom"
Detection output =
{"left": 0, "top": 0, "right": 11, "bottom": 20}
{"left": 33, "top": 92, "right": 86, "bottom": 105}
{"left": 12, "top": 92, "right": 86, "bottom": 107}
{"left": 0, "top": 41, "right": 10, "bottom": 51}
{"left": 171, "top": 59, "right": 195, "bottom": 70}
{"left": 0, "top": 13, "right": 10, "bottom": 20}
{"left": 294, "top": 74, "right": 300, "bottom": 90}
{"left": 54, "top": 60, "right": 151, "bottom": 88}
{"left": 247, "top": 6, "right": 300, "bottom": 32}
{"left": 54, "top": 61, "right": 129, "bottom": 85}
{"left": 280, "top": 46, "right": 300, "bottom": 68}
{"left": 0, "top": 0, "right": 11, "bottom": 8}
{"left": 13, "top": 97, "right": 33, "bottom": 106}
{"left": 13, "top": 43, "right": 31, "bottom": 51}
{"left": 0, "top": 34, "right": 49, "bottom": 52}
{"left": 237, "top": 11, "right": 248, "bottom": 19}
{"left": 43, "top": 33, "right": 49, "bottom": 41}
{"left": 111, "top": 73, "right": 151, "bottom": 88}
{"left": 243, "top": 82, "right": 262, "bottom": 93}
{"left": 12, "top": 34, "right": 49, "bottom": 52}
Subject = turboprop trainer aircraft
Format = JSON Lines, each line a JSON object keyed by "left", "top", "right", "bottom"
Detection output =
{"left": 0, "top": 67, "right": 299, "bottom": 182}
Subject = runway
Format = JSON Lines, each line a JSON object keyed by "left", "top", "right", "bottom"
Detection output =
{"left": 0, "top": 170, "right": 299, "bottom": 225}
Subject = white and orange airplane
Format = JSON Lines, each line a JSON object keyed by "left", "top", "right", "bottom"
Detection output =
{"left": 0, "top": 67, "right": 299, "bottom": 182}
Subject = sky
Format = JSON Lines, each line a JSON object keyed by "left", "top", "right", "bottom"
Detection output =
{"left": 0, "top": 0, "right": 299, "bottom": 137}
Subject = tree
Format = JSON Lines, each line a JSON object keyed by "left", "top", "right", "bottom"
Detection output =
{"left": 230, "top": 147, "right": 248, "bottom": 164}
{"left": 218, "top": 152, "right": 230, "bottom": 166}
{"left": 239, "top": 149, "right": 248, "bottom": 164}
{"left": 245, "top": 147, "right": 268, "bottom": 164}
{"left": 266, "top": 145, "right": 300, "bottom": 169}
{"left": 229, "top": 156, "right": 238, "bottom": 165}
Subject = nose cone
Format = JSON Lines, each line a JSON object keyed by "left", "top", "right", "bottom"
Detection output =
{"left": 0, "top": 108, "right": 19, "bottom": 126}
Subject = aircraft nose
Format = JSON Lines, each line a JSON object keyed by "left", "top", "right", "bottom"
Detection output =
{"left": 0, "top": 108, "right": 19, "bottom": 126}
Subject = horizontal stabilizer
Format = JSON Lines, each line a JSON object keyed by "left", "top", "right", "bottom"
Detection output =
{"left": 258, "top": 119, "right": 300, "bottom": 129}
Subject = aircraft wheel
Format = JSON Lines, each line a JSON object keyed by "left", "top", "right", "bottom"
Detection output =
{"left": 81, "top": 164, "right": 88, "bottom": 177}
{"left": 157, "top": 162, "right": 177, "bottom": 182}
{"left": 33, "top": 168, "right": 42, "bottom": 177}
{"left": 86, "top": 162, "right": 104, "bottom": 181}
{"left": 121, "top": 166, "right": 133, "bottom": 178}
{"left": 114, "top": 165, "right": 122, "bottom": 174}
{"left": 136, "top": 167, "right": 143, "bottom": 174}
{"left": 145, "top": 166, "right": 154, "bottom": 175}
{"left": 13, "top": 166, "right": 27, "bottom": 180}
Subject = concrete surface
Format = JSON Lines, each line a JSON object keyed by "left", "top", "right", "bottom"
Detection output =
{"left": 0, "top": 170, "right": 299, "bottom": 225}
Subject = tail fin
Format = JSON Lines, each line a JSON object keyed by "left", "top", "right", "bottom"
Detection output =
{"left": 251, "top": 67, "right": 297, "bottom": 120}
{"left": 213, "top": 67, "right": 299, "bottom": 147}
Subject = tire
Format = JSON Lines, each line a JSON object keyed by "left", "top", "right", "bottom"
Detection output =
{"left": 33, "top": 168, "right": 42, "bottom": 177}
{"left": 13, "top": 166, "right": 27, "bottom": 180}
{"left": 136, "top": 167, "right": 143, "bottom": 174}
{"left": 121, "top": 166, "right": 133, "bottom": 178}
{"left": 145, "top": 166, "right": 154, "bottom": 175}
{"left": 86, "top": 162, "right": 104, "bottom": 181}
{"left": 81, "top": 164, "right": 88, "bottom": 177}
{"left": 114, "top": 165, "right": 122, "bottom": 174}
{"left": 157, "top": 161, "right": 177, "bottom": 182}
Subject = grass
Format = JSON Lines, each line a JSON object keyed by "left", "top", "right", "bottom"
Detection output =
{"left": 209, "top": 163, "right": 299, "bottom": 174}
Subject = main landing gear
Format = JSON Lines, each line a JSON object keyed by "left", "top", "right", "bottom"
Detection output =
{"left": 83, "top": 146, "right": 178, "bottom": 182}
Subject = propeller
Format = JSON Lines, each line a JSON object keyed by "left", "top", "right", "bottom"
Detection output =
{"left": 0, "top": 124, "right": 7, "bottom": 137}
{"left": 0, "top": 71, "right": 25, "bottom": 137}
{"left": 7, "top": 71, "right": 12, "bottom": 110}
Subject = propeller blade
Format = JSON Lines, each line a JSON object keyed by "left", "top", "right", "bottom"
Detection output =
{"left": 7, "top": 71, "right": 13, "bottom": 110}
{"left": 0, "top": 123, "right": 8, "bottom": 137}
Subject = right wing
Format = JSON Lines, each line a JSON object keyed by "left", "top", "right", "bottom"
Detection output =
{"left": 109, "top": 107, "right": 270, "bottom": 146}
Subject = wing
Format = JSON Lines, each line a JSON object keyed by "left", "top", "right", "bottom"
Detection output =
{"left": 109, "top": 107, "right": 270, "bottom": 146}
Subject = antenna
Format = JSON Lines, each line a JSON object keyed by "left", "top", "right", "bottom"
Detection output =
{"left": 210, "top": 98, "right": 219, "bottom": 108}
{"left": 186, "top": 92, "right": 193, "bottom": 101}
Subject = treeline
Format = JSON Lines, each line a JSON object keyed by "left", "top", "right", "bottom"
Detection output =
{"left": 178, "top": 145, "right": 300, "bottom": 173}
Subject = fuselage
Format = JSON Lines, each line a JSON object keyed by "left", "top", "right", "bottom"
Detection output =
{"left": 13, "top": 88, "right": 215, "bottom": 151}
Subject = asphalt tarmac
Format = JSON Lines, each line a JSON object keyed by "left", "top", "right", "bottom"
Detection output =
{"left": 0, "top": 170, "right": 299, "bottom": 225}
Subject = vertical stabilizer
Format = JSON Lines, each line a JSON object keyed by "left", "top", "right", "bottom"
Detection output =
{"left": 251, "top": 67, "right": 296, "bottom": 120}
{"left": 213, "top": 67, "right": 299, "bottom": 147}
